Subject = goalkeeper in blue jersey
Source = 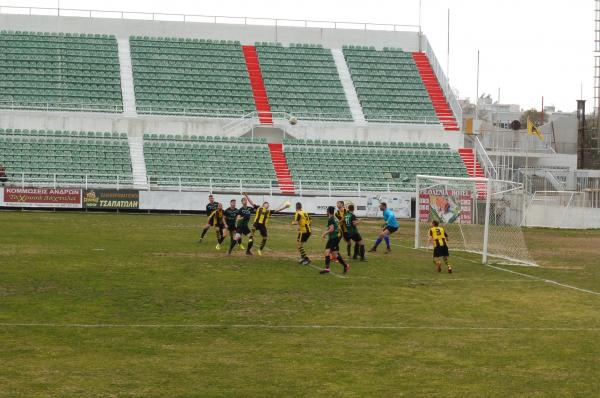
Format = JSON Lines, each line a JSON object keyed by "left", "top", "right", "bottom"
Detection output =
{"left": 369, "top": 202, "right": 399, "bottom": 254}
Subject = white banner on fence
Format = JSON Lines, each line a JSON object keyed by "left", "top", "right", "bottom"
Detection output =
{"left": 140, "top": 191, "right": 373, "bottom": 216}
{"left": 365, "top": 193, "right": 412, "bottom": 219}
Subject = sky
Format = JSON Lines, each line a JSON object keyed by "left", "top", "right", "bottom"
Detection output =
{"left": 3, "top": 0, "right": 595, "bottom": 112}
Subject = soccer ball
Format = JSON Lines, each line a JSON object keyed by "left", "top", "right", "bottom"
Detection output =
{"left": 289, "top": 116, "right": 298, "bottom": 125}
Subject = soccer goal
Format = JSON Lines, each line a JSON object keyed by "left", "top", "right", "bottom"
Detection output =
{"left": 415, "top": 175, "right": 535, "bottom": 266}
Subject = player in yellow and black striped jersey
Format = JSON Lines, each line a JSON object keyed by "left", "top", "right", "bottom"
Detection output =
{"left": 243, "top": 193, "right": 291, "bottom": 256}
{"left": 206, "top": 202, "right": 227, "bottom": 249}
{"left": 199, "top": 194, "right": 220, "bottom": 244}
{"left": 335, "top": 201, "right": 352, "bottom": 257}
{"left": 292, "top": 202, "right": 312, "bottom": 265}
{"left": 428, "top": 220, "right": 452, "bottom": 274}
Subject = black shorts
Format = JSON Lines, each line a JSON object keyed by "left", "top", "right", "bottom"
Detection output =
{"left": 297, "top": 232, "right": 311, "bottom": 242}
{"left": 349, "top": 232, "right": 363, "bottom": 242}
{"left": 325, "top": 237, "right": 341, "bottom": 251}
{"left": 207, "top": 217, "right": 215, "bottom": 226}
{"left": 384, "top": 226, "right": 398, "bottom": 234}
{"left": 226, "top": 223, "right": 236, "bottom": 233}
{"left": 253, "top": 223, "right": 268, "bottom": 237}
{"left": 340, "top": 229, "right": 350, "bottom": 241}
{"left": 433, "top": 245, "right": 450, "bottom": 258}
{"left": 237, "top": 224, "right": 251, "bottom": 235}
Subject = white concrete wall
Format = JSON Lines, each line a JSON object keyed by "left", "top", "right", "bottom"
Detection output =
{"left": 534, "top": 154, "right": 577, "bottom": 170}
{"left": 0, "top": 110, "right": 464, "bottom": 149}
{"left": 0, "top": 14, "right": 421, "bottom": 50}
{"left": 524, "top": 203, "right": 600, "bottom": 229}
{"left": 540, "top": 115, "right": 578, "bottom": 154}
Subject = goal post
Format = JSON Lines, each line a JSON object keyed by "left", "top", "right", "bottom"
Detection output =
{"left": 415, "top": 175, "right": 535, "bottom": 266}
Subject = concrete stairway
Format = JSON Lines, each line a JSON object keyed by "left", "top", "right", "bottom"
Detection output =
{"left": 412, "top": 52, "right": 459, "bottom": 131}
{"left": 117, "top": 38, "right": 137, "bottom": 117}
{"left": 458, "top": 148, "right": 485, "bottom": 178}
{"left": 459, "top": 148, "right": 486, "bottom": 198}
{"left": 268, "top": 143, "right": 295, "bottom": 194}
{"left": 242, "top": 45, "right": 273, "bottom": 124}
{"left": 331, "top": 48, "right": 366, "bottom": 125}
{"left": 127, "top": 135, "right": 148, "bottom": 187}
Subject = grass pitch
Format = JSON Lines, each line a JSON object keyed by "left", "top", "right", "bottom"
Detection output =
{"left": 0, "top": 211, "right": 599, "bottom": 397}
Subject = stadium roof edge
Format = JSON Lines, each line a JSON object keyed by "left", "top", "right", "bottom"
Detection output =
{"left": 0, "top": 4, "right": 421, "bottom": 34}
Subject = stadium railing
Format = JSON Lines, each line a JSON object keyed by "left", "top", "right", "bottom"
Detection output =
{"left": 4, "top": 172, "right": 135, "bottom": 190}
{"left": 4, "top": 171, "right": 416, "bottom": 196}
{"left": 144, "top": 175, "right": 412, "bottom": 196}
{"left": 422, "top": 36, "right": 462, "bottom": 130}
{"left": 0, "top": 100, "right": 123, "bottom": 113}
{"left": 480, "top": 130, "right": 555, "bottom": 154}
{"left": 223, "top": 110, "right": 445, "bottom": 135}
{"left": 466, "top": 135, "right": 497, "bottom": 179}
{"left": 0, "top": 5, "right": 420, "bottom": 32}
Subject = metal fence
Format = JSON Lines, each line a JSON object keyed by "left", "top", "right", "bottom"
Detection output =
{"left": 1, "top": 172, "right": 412, "bottom": 196}
{"left": 480, "top": 130, "right": 555, "bottom": 154}
{"left": 3, "top": 172, "right": 134, "bottom": 190}
{"left": 0, "top": 100, "right": 123, "bottom": 114}
{"left": 0, "top": 5, "right": 421, "bottom": 32}
{"left": 422, "top": 36, "right": 462, "bottom": 131}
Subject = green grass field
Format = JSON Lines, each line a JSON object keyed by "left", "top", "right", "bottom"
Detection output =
{"left": 1, "top": 211, "right": 599, "bottom": 397}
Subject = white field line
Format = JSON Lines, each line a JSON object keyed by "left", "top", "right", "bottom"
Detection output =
{"left": 360, "top": 237, "right": 600, "bottom": 298}
{"left": 0, "top": 322, "right": 598, "bottom": 332}
{"left": 485, "top": 264, "right": 600, "bottom": 297}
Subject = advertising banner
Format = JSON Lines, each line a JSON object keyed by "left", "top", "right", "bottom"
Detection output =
{"left": 419, "top": 188, "right": 472, "bottom": 224}
{"left": 139, "top": 191, "right": 370, "bottom": 216}
{"left": 365, "top": 193, "right": 412, "bottom": 219}
{"left": 83, "top": 189, "right": 139, "bottom": 209}
{"left": 1, "top": 187, "right": 82, "bottom": 208}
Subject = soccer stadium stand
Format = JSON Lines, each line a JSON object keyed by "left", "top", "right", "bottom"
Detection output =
{"left": 0, "top": 31, "right": 123, "bottom": 112}
{"left": 256, "top": 42, "right": 352, "bottom": 121}
{"left": 282, "top": 138, "right": 468, "bottom": 191}
{"left": 143, "top": 134, "right": 277, "bottom": 188}
{"left": 130, "top": 37, "right": 255, "bottom": 116}
{"left": 0, "top": 129, "right": 133, "bottom": 185}
{"left": 342, "top": 46, "right": 437, "bottom": 124}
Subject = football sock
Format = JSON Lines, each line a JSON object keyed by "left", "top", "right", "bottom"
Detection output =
{"left": 373, "top": 238, "right": 382, "bottom": 248}
{"left": 228, "top": 239, "right": 237, "bottom": 253}
{"left": 260, "top": 238, "right": 267, "bottom": 250}
{"left": 200, "top": 227, "right": 209, "bottom": 239}
{"left": 353, "top": 242, "right": 359, "bottom": 258}
{"left": 347, "top": 242, "right": 352, "bottom": 257}
{"left": 247, "top": 237, "right": 254, "bottom": 252}
{"left": 325, "top": 255, "right": 331, "bottom": 269}
{"left": 215, "top": 229, "right": 221, "bottom": 243}
{"left": 360, "top": 245, "right": 365, "bottom": 259}
{"left": 337, "top": 255, "right": 348, "bottom": 267}
{"left": 299, "top": 246, "right": 307, "bottom": 259}
{"left": 384, "top": 236, "right": 390, "bottom": 249}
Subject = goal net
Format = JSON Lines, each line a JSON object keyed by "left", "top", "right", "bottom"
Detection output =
{"left": 415, "top": 175, "right": 535, "bottom": 266}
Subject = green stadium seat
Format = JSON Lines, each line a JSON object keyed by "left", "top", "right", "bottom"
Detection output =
{"left": 0, "top": 31, "right": 123, "bottom": 113}
{"left": 0, "top": 130, "right": 132, "bottom": 185}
